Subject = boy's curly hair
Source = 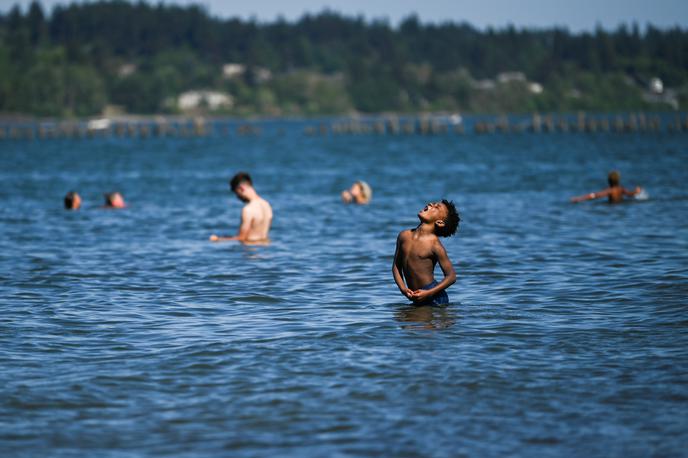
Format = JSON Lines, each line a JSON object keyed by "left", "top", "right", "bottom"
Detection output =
{"left": 436, "top": 199, "right": 460, "bottom": 237}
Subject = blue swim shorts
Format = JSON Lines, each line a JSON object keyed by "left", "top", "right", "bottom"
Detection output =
{"left": 416, "top": 280, "right": 449, "bottom": 306}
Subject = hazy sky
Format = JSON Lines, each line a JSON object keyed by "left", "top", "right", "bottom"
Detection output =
{"left": 1, "top": 0, "right": 686, "bottom": 31}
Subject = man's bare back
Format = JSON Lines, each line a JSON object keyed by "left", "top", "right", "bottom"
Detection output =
{"left": 571, "top": 170, "right": 641, "bottom": 204}
{"left": 210, "top": 172, "right": 273, "bottom": 244}
{"left": 571, "top": 185, "right": 640, "bottom": 204}
{"left": 241, "top": 197, "right": 273, "bottom": 242}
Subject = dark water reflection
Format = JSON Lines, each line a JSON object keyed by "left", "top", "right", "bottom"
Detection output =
{"left": 395, "top": 305, "right": 457, "bottom": 330}
{"left": 1, "top": 124, "right": 687, "bottom": 456}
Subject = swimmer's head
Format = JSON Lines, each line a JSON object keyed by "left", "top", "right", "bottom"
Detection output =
{"left": 418, "top": 199, "right": 460, "bottom": 237}
{"left": 351, "top": 180, "right": 372, "bottom": 204}
{"left": 64, "top": 191, "right": 81, "bottom": 210}
{"left": 104, "top": 192, "right": 126, "bottom": 208}
{"left": 230, "top": 172, "right": 254, "bottom": 202}
{"left": 608, "top": 170, "right": 620, "bottom": 187}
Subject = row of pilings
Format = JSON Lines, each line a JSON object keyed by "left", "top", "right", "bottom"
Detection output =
{"left": 313, "top": 113, "right": 688, "bottom": 136}
{"left": 474, "top": 113, "right": 669, "bottom": 134}
{"left": 0, "top": 117, "right": 265, "bottom": 141}
{"left": 1, "top": 113, "right": 687, "bottom": 141}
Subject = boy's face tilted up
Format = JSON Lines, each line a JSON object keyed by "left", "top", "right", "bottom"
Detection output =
{"left": 418, "top": 201, "right": 449, "bottom": 231}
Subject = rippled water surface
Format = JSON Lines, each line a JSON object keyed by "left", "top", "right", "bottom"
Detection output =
{"left": 1, "top": 122, "right": 687, "bottom": 457}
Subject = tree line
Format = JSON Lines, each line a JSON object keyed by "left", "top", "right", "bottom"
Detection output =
{"left": 0, "top": 0, "right": 686, "bottom": 117}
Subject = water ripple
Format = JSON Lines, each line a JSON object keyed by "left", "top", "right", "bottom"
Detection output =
{"left": 1, "top": 127, "right": 687, "bottom": 456}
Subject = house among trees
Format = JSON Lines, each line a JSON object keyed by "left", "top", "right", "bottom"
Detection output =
{"left": 178, "top": 91, "right": 233, "bottom": 112}
{"left": 222, "top": 64, "right": 245, "bottom": 79}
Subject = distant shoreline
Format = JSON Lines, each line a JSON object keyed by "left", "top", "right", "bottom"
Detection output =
{"left": 0, "top": 109, "right": 684, "bottom": 123}
{"left": 1, "top": 3, "right": 684, "bottom": 118}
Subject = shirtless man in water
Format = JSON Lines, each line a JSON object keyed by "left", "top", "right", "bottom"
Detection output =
{"left": 571, "top": 170, "right": 642, "bottom": 204}
{"left": 210, "top": 172, "right": 273, "bottom": 244}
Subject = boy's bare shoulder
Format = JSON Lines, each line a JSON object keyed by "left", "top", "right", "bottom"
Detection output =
{"left": 432, "top": 237, "right": 447, "bottom": 251}
{"left": 432, "top": 236, "right": 447, "bottom": 253}
{"left": 397, "top": 229, "right": 413, "bottom": 240}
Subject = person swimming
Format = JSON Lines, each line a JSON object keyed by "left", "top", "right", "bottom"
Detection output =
{"left": 392, "top": 200, "right": 460, "bottom": 306}
{"left": 64, "top": 191, "right": 82, "bottom": 210}
{"left": 341, "top": 180, "right": 372, "bottom": 204}
{"left": 104, "top": 192, "right": 127, "bottom": 208}
{"left": 571, "top": 170, "right": 642, "bottom": 204}
{"left": 209, "top": 172, "right": 273, "bottom": 245}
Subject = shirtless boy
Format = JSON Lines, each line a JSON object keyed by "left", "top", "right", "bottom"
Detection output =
{"left": 571, "top": 170, "right": 642, "bottom": 204}
{"left": 393, "top": 200, "right": 460, "bottom": 305}
{"left": 210, "top": 172, "right": 273, "bottom": 244}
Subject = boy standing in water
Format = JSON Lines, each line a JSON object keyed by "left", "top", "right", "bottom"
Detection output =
{"left": 210, "top": 172, "right": 273, "bottom": 244}
{"left": 393, "top": 200, "right": 460, "bottom": 305}
{"left": 571, "top": 170, "right": 642, "bottom": 204}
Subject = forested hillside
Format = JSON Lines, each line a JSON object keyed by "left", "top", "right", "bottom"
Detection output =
{"left": 1, "top": 0, "right": 686, "bottom": 117}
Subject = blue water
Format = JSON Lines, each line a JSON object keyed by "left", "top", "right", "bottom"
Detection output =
{"left": 1, "top": 123, "right": 687, "bottom": 457}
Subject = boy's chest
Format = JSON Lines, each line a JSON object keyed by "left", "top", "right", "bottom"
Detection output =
{"left": 403, "top": 239, "right": 435, "bottom": 261}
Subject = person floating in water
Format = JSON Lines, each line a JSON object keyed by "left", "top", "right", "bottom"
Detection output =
{"left": 341, "top": 180, "right": 372, "bottom": 204}
{"left": 571, "top": 170, "right": 642, "bottom": 204}
{"left": 210, "top": 172, "right": 273, "bottom": 244}
{"left": 64, "top": 191, "right": 82, "bottom": 210}
{"left": 104, "top": 192, "right": 127, "bottom": 208}
{"left": 393, "top": 200, "right": 460, "bottom": 305}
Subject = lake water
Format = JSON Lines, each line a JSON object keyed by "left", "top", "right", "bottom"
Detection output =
{"left": 1, "top": 121, "right": 687, "bottom": 457}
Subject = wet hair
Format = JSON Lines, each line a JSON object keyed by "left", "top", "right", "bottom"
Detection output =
{"left": 64, "top": 191, "right": 78, "bottom": 209}
{"left": 104, "top": 192, "right": 115, "bottom": 206}
{"left": 608, "top": 170, "right": 620, "bottom": 187}
{"left": 356, "top": 180, "right": 372, "bottom": 201}
{"left": 436, "top": 199, "right": 460, "bottom": 237}
{"left": 230, "top": 172, "right": 252, "bottom": 192}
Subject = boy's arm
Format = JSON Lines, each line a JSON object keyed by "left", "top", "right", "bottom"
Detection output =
{"left": 411, "top": 241, "right": 456, "bottom": 302}
{"left": 392, "top": 232, "right": 413, "bottom": 299}
{"left": 571, "top": 188, "right": 610, "bottom": 203}
{"left": 210, "top": 207, "right": 254, "bottom": 242}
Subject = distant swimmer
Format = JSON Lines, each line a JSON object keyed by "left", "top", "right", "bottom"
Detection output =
{"left": 64, "top": 191, "right": 82, "bottom": 210}
{"left": 392, "top": 200, "right": 460, "bottom": 306}
{"left": 210, "top": 172, "right": 273, "bottom": 244}
{"left": 571, "top": 170, "right": 643, "bottom": 204}
{"left": 341, "top": 180, "right": 372, "bottom": 204}
{"left": 104, "top": 192, "right": 127, "bottom": 208}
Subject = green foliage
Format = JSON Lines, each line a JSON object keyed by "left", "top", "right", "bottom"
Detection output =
{"left": 0, "top": 2, "right": 686, "bottom": 116}
{"left": 6, "top": 47, "right": 106, "bottom": 116}
{"left": 0, "top": 44, "right": 13, "bottom": 109}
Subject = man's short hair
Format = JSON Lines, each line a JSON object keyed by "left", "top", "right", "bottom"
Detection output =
{"left": 608, "top": 170, "right": 620, "bottom": 187}
{"left": 437, "top": 199, "right": 460, "bottom": 237}
{"left": 230, "top": 172, "right": 252, "bottom": 192}
{"left": 64, "top": 191, "right": 77, "bottom": 209}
